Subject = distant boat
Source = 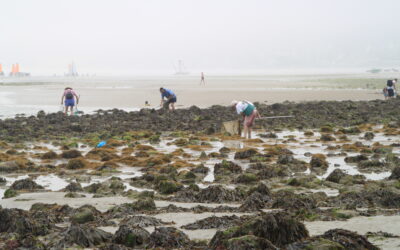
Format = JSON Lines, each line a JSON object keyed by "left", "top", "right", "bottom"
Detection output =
{"left": 173, "top": 60, "right": 189, "bottom": 75}
{"left": 65, "top": 62, "right": 79, "bottom": 77}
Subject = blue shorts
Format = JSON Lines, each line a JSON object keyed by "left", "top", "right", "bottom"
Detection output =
{"left": 166, "top": 97, "right": 177, "bottom": 104}
{"left": 65, "top": 99, "right": 75, "bottom": 107}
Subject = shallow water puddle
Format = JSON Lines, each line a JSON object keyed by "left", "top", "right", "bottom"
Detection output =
{"left": 35, "top": 174, "right": 69, "bottom": 191}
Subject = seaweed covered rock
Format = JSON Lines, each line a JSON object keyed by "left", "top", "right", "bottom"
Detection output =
{"left": 107, "top": 197, "right": 156, "bottom": 218}
{"left": 0, "top": 161, "right": 20, "bottom": 172}
{"left": 234, "top": 148, "right": 258, "bottom": 159}
{"left": 66, "top": 158, "right": 88, "bottom": 169}
{"left": 51, "top": 224, "right": 112, "bottom": 248}
{"left": 226, "top": 235, "right": 278, "bottom": 250}
{"left": 156, "top": 180, "right": 183, "bottom": 195}
{"left": 214, "top": 160, "right": 242, "bottom": 175}
{"left": 322, "top": 229, "right": 379, "bottom": 250}
{"left": 364, "top": 132, "right": 375, "bottom": 140}
{"left": 112, "top": 225, "right": 150, "bottom": 248}
{"left": 0, "top": 207, "right": 51, "bottom": 236}
{"left": 209, "top": 212, "right": 308, "bottom": 249}
{"left": 326, "top": 169, "right": 347, "bottom": 183}
{"left": 71, "top": 207, "right": 95, "bottom": 224}
{"left": 310, "top": 154, "right": 329, "bottom": 172}
{"left": 148, "top": 227, "right": 190, "bottom": 248}
{"left": 61, "top": 149, "right": 82, "bottom": 159}
{"left": 272, "top": 190, "right": 316, "bottom": 211}
{"left": 389, "top": 166, "right": 400, "bottom": 180}
{"left": 10, "top": 178, "right": 44, "bottom": 190}
{"left": 181, "top": 215, "right": 241, "bottom": 230}
{"left": 120, "top": 216, "right": 165, "bottom": 228}
{"left": 239, "top": 192, "right": 269, "bottom": 211}
{"left": 344, "top": 154, "right": 369, "bottom": 163}
{"left": 196, "top": 185, "right": 244, "bottom": 203}
{"left": 63, "top": 182, "right": 83, "bottom": 192}
{"left": 41, "top": 150, "right": 58, "bottom": 159}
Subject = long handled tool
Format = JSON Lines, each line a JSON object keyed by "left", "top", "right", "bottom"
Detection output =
{"left": 258, "top": 116, "right": 294, "bottom": 119}
{"left": 222, "top": 116, "right": 294, "bottom": 135}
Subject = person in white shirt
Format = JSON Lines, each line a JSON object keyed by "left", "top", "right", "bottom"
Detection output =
{"left": 231, "top": 100, "right": 261, "bottom": 139}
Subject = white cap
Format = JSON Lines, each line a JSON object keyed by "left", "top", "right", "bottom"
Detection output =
{"left": 231, "top": 100, "right": 238, "bottom": 106}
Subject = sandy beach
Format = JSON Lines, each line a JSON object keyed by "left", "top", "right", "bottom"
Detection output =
{"left": 0, "top": 73, "right": 390, "bottom": 117}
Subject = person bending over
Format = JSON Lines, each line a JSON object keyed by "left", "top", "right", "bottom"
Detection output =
{"left": 231, "top": 100, "right": 261, "bottom": 139}
{"left": 160, "top": 87, "right": 177, "bottom": 111}
{"left": 61, "top": 87, "right": 79, "bottom": 115}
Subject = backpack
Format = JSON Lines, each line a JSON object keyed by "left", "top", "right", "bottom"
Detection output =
{"left": 65, "top": 91, "right": 74, "bottom": 99}
{"left": 387, "top": 80, "right": 393, "bottom": 87}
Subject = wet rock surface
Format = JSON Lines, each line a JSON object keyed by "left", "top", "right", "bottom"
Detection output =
{"left": 182, "top": 215, "right": 241, "bottom": 230}
{"left": 148, "top": 227, "right": 190, "bottom": 248}
{"left": 1, "top": 100, "right": 400, "bottom": 141}
{"left": 1, "top": 100, "right": 400, "bottom": 249}
{"left": 209, "top": 212, "right": 309, "bottom": 249}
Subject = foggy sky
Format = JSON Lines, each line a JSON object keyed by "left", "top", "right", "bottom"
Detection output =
{"left": 1, "top": 0, "right": 400, "bottom": 75}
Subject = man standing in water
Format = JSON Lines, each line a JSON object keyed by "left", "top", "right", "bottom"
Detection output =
{"left": 160, "top": 87, "right": 177, "bottom": 111}
{"left": 231, "top": 100, "right": 261, "bottom": 139}
{"left": 200, "top": 72, "right": 206, "bottom": 85}
{"left": 61, "top": 87, "right": 79, "bottom": 115}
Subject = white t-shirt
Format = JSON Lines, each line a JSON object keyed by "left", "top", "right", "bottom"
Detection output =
{"left": 235, "top": 101, "right": 253, "bottom": 115}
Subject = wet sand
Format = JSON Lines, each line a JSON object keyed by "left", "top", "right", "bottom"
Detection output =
{"left": 0, "top": 74, "right": 385, "bottom": 117}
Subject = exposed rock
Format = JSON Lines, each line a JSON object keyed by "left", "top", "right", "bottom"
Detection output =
{"left": 209, "top": 212, "right": 308, "bottom": 248}
{"left": 272, "top": 190, "right": 316, "bottom": 211}
{"left": 239, "top": 192, "right": 269, "bottom": 211}
{"left": 10, "top": 178, "right": 44, "bottom": 190}
{"left": 0, "top": 161, "right": 19, "bottom": 172}
{"left": 61, "top": 149, "right": 82, "bottom": 159}
{"left": 182, "top": 215, "right": 241, "bottom": 230}
{"left": 156, "top": 180, "right": 183, "bottom": 194}
{"left": 310, "top": 154, "right": 329, "bottom": 171}
{"left": 112, "top": 225, "right": 150, "bottom": 248}
{"left": 389, "top": 166, "right": 400, "bottom": 180}
{"left": 364, "top": 132, "right": 375, "bottom": 140}
{"left": 65, "top": 192, "right": 86, "bottom": 198}
{"left": 226, "top": 235, "right": 278, "bottom": 250}
{"left": 41, "top": 150, "right": 58, "bottom": 159}
{"left": 322, "top": 229, "right": 379, "bottom": 250}
{"left": 71, "top": 208, "right": 95, "bottom": 224}
{"left": 148, "top": 227, "right": 190, "bottom": 248}
{"left": 326, "top": 169, "right": 347, "bottom": 183}
{"left": 214, "top": 160, "right": 242, "bottom": 175}
{"left": 277, "top": 154, "right": 295, "bottom": 164}
{"left": 344, "top": 154, "right": 369, "bottom": 163}
{"left": 66, "top": 158, "right": 87, "bottom": 169}
{"left": 51, "top": 223, "right": 112, "bottom": 248}
{"left": 234, "top": 148, "right": 258, "bottom": 159}
{"left": 63, "top": 182, "right": 83, "bottom": 192}
{"left": 120, "top": 216, "right": 166, "bottom": 227}
{"left": 0, "top": 207, "right": 51, "bottom": 236}
{"left": 196, "top": 185, "right": 244, "bottom": 203}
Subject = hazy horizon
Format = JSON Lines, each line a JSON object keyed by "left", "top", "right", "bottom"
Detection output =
{"left": 1, "top": 0, "right": 400, "bottom": 76}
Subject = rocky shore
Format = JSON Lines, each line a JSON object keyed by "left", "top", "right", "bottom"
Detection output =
{"left": 0, "top": 98, "right": 399, "bottom": 142}
{"left": 0, "top": 98, "right": 400, "bottom": 249}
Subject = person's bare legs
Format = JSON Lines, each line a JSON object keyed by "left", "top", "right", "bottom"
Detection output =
{"left": 170, "top": 103, "right": 175, "bottom": 111}
{"left": 247, "top": 127, "right": 252, "bottom": 139}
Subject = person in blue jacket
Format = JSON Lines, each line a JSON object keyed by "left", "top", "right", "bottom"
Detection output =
{"left": 160, "top": 87, "right": 177, "bottom": 111}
